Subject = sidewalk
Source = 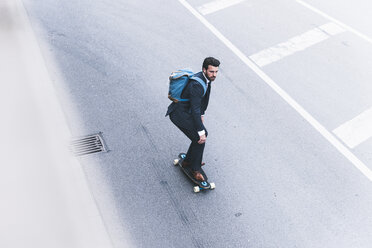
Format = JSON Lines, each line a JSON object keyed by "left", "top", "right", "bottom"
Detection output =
{"left": 0, "top": 0, "right": 113, "bottom": 247}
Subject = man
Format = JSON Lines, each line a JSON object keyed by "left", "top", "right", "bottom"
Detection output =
{"left": 166, "top": 57, "right": 220, "bottom": 181}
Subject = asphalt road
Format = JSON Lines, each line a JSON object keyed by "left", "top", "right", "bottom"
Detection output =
{"left": 23, "top": 0, "right": 372, "bottom": 247}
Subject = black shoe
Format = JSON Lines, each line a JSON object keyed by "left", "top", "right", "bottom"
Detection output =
{"left": 181, "top": 160, "right": 191, "bottom": 168}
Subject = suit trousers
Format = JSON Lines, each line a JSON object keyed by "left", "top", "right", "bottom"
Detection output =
{"left": 170, "top": 117, "right": 208, "bottom": 171}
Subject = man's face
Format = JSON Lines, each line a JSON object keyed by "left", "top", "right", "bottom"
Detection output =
{"left": 203, "top": 65, "right": 219, "bottom": 82}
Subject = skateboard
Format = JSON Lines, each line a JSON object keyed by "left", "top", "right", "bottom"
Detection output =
{"left": 173, "top": 153, "right": 215, "bottom": 193}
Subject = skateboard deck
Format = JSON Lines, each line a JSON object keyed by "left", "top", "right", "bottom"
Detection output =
{"left": 174, "top": 153, "right": 215, "bottom": 193}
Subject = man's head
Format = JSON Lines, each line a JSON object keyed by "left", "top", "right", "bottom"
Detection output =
{"left": 202, "top": 57, "right": 220, "bottom": 82}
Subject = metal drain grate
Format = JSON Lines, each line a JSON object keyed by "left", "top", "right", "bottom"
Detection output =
{"left": 70, "top": 132, "right": 108, "bottom": 156}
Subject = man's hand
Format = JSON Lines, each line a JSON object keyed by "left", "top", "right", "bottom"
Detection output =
{"left": 198, "top": 134, "right": 206, "bottom": 144}
{"left": 201, "top": 116, "right": 204, "bottom": 123}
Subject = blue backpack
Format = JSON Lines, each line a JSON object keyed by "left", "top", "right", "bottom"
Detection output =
{"left": 168, "top": 69, "right": 207, "bottom": 103}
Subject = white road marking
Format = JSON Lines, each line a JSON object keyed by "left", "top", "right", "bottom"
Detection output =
{"left": 198, "top": 0, "right": 246, "bottom": 15}
{"left": 178, "top": 0, "right": 372, "bottom": 182}
{"left": 249, "top": 22, "right": 345, "bottom": 67}
{"left": 296, "top": 0, "right": 372, "bottom": 45}
{"left": 333, "top": 107, "right": 372, "bottom": 148}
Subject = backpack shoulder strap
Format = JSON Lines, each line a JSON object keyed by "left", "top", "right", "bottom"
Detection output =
{"left": 190, "top": 76, "right": 207, "bottom": 96}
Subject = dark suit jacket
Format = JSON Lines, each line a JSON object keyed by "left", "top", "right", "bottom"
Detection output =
{"left": 166, "top": 71, "right": 211, "bottom": 132}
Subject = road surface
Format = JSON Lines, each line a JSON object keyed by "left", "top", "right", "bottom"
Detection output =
{"left": 19, "top": 0, "right": 372, "bottom": 247}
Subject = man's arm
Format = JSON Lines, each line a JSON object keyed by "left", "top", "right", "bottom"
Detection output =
{"left": 201, "top": 83, "right": 211, "bottom": 116}
{"left": 189, "top": 81, "right": 206, "bottom": 138}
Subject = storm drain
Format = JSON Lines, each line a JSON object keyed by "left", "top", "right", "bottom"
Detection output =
{"left": 70, "top": 132, "right": 108, "bottom": 156}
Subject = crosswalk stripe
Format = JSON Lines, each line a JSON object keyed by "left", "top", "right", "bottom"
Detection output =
{"left": 198, "top": 0, "right": 246, "bottom": 15}
{"left": 249, "top": 22, "right": 345, "bottom": 67}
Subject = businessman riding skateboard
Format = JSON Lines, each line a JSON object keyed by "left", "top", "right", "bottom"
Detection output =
{"left": 166, "top": 57, "right": 220, "bottom": 187}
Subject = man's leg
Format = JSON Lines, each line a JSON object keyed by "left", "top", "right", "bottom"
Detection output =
{"left": 169, "top": 115, "right": 208, "bottom": 180}
{"left": 177, "top": 126, "right": 207, "bottom": 172}
{"left": 187, "top": 141, "right": 205, "bottom": 171}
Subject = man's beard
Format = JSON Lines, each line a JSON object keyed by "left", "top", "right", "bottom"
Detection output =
{"left": 207, "top": 75, "right": 216, "bottom": 81}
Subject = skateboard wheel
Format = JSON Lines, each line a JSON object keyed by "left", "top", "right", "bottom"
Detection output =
{"left": 210, "top": 182, "right": 216, "bottom": 189}
{"left": 173, "top": 159, "right": 179, "bottom": 166}
{"left": 193, "top": 186, "right": 200, "bottom": 193}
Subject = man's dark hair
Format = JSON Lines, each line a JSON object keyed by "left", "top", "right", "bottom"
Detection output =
{"left": 202, "top": 57, "right": 220, "bottom": 70}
